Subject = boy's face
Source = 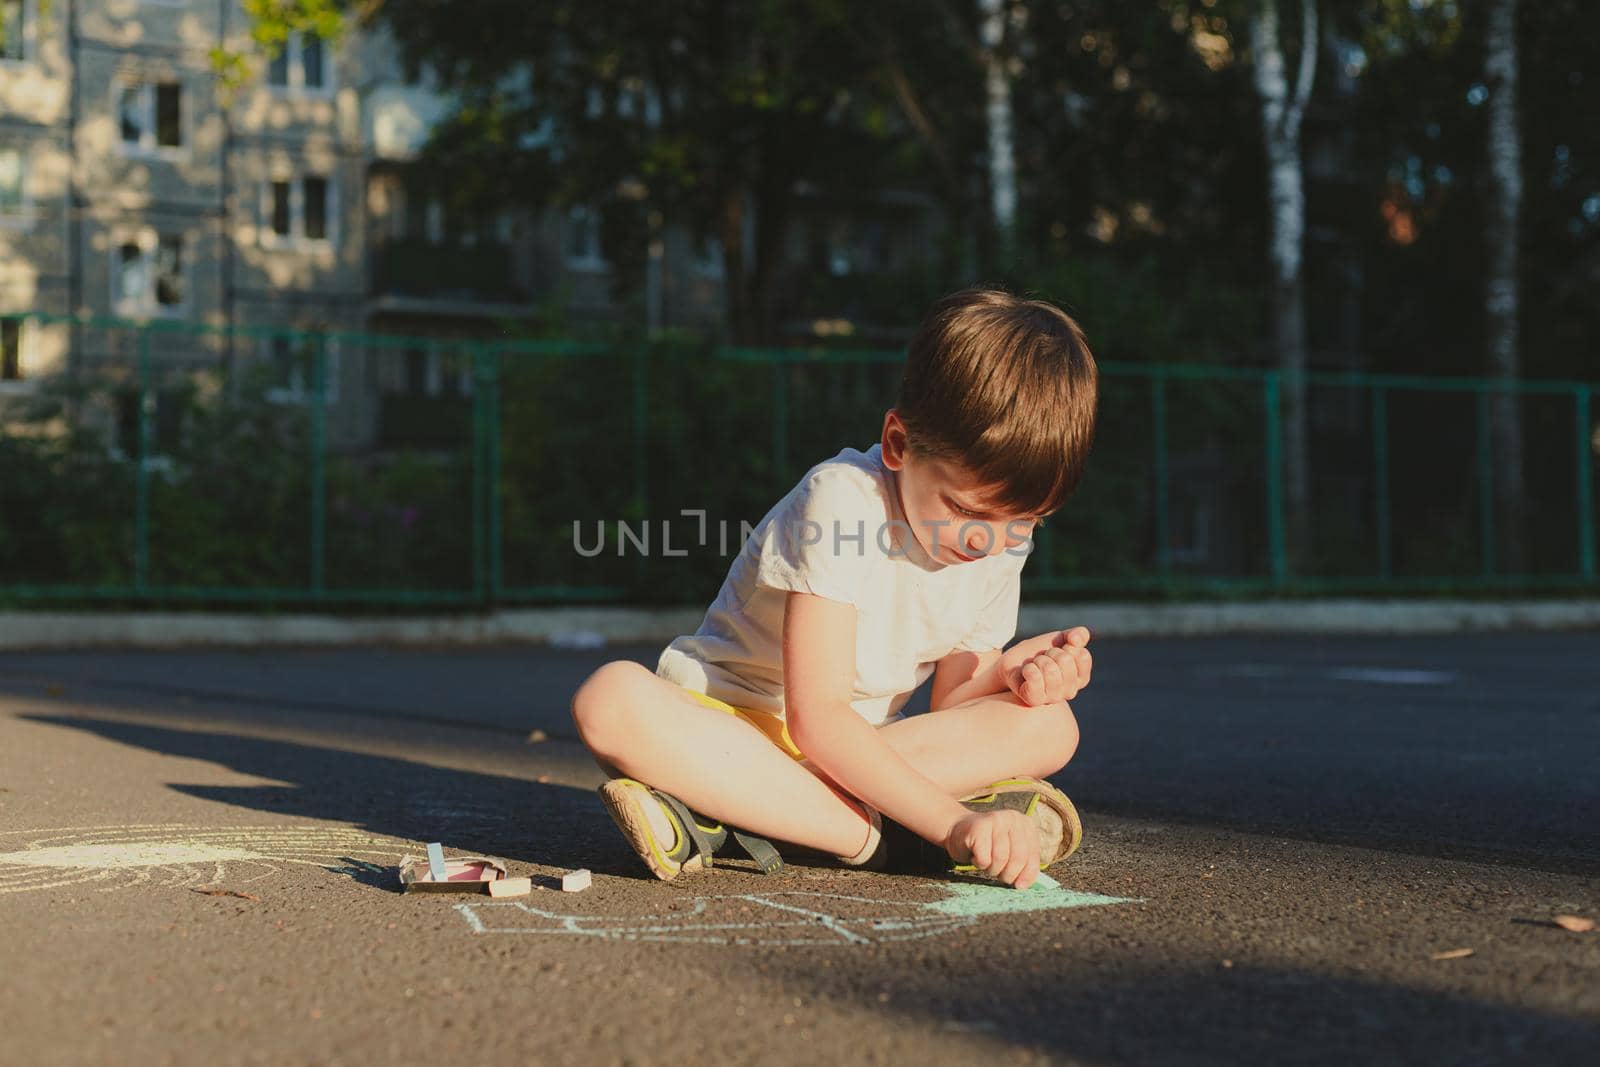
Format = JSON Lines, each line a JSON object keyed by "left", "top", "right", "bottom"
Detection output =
{"left": 879, "top": 410, "right": 1043, "bottom": 566}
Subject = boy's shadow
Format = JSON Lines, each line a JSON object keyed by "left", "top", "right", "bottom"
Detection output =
{"left": 20, "top": 712, "right": 648, "bottom": 885}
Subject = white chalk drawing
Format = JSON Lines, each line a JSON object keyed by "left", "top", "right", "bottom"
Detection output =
{"left": 0, "top": 825, "right": 1136, "bottom": 947}
{"left": 455, "top": 883, "right": 1136, "bottom": 947}
{"left": 0, "top": 824, "right": 412, "bottom": 895}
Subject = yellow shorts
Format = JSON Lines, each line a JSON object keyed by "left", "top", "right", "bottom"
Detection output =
{"left": 679, "top": 687, "right": 806, "bottom": 761}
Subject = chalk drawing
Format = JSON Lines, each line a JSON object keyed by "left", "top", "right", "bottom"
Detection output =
{"left": 455, "top": 880, "right": 1136, "bottom": 947}
{"left": 0, "top": 824, "right": 1139, "bottom": 947}
{"left": 0, "top": 824, "right": 413, "bottom": 895}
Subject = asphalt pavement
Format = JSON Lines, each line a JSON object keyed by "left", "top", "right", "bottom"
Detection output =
{"left": 1, "top": 632, "right": 1597, "bottom": 1065}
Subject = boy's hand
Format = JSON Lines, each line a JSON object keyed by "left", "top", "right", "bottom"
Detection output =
{"left": 1001, "top": 626, "right": 1092, "bottom": 706}
{"left": 945, "top": 810, "right": 1041, "bottom": 889}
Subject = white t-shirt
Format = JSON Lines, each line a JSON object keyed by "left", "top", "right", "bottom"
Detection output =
{"left": 656, "top": 443, "right": 1030, "bottom": 726}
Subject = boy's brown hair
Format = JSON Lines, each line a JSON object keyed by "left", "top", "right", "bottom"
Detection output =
{"left": 896, "top": 287, "right": 1099, "bottom": 518}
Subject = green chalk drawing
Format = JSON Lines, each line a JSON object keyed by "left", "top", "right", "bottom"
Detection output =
{"left": 457, "top": 876, "right": 1139, "bottom": 947}
{"left": 923, "top": 877, "right": 1136, "bottom": 919}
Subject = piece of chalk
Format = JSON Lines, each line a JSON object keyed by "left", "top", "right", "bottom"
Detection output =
{"left": 561, "top": 869, "right": 592, "bottom": 893}
{"left": 1030, "top": 871, "right": 1061, "bottom": 891}
{"left": 426, "top": 842, "right": 447, "bottom": 882}
{"left": 487, "top": 877, "right": 533, "bottom": 898}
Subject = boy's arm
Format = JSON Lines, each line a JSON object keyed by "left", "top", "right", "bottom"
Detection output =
{"left": 782, "top": 591, "right": 969, "bottom": 847}
{"left": 929, "top": 648, "right": 1009, "bottom": 711}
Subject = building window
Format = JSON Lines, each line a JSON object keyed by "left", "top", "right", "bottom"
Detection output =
{"left": 114, "top": 389, "right": 184, "bottom": 460}
{"left": 261, "top": 174, "right": 335, "bottom": 247}
{"left": 1, "top": 316, "right": 24, "bottom": 382}
{"left": 0, "top": 147, "right": 25, "bottom": 222}
{"left": 690, "top": 234, "right": 723, "bottom": 278}
{"left": 266, "top": 33, "right": 333, "bottom": 95}
{"left": 384, "top": 342, "right": 472, "bottom": 398}
{"left": 303, "top": 176, "right": 328, "bottom": 239}
{"left": 114, "top": 234, "right": 187, "bottom": 315}
{"left": 260, "top": 335, "right": 340, "bottom": 404}
{"left": 565, "top": 205, "right": 608, "bottom": 271}
{"left": 117, "top": 81, "right": 185, "bottom": 154}
{"left": 1, "top": 0, "right": 26, "bottom": 63}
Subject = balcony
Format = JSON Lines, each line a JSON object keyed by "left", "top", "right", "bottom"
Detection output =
{"left": 368, "top": 239, "right": 531, "bottom": 317}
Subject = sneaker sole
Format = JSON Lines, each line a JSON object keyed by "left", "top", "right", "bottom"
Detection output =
{"left": 961, "top": 776, "right": 1084, "bottom": 868}
{"left": 598, "top": 779, "right": 703, "bottom": 882}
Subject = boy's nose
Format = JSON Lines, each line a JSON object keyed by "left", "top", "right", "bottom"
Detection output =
{"left": 968, "top": 524, "right": 1010, "bottom": 556}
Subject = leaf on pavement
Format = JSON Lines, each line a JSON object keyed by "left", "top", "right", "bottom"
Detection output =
{"left": 1430, "top": 947, "right": 1474, "bottom": 960}
{"left": 1552, "top": 915, "right": 1595, "bottom": 933}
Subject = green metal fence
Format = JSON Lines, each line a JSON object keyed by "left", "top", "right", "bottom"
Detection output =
{"left": 0, "top": 312, "right": 1595, "bottom": 607}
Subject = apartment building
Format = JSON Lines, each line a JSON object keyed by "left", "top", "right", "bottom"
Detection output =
{"left": 0, "top": 2, "right": 935, "bottom": 450}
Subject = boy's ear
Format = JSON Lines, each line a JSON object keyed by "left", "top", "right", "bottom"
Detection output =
{"left": 880, "top": 409, "right": 908, "bottom": 470}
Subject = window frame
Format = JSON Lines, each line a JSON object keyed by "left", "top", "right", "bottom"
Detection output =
{"left": 111, "top": 230, "right": 190, "bottom": 318}
{"left": 564, "top": 205, "right": 610, "bottom": 273}
{"left": 0, "top": 314, "right": 33, "bottom": 393}
{"left": 0, "top": 144, "right": 31, "bottom": 228}
{"left": 113, "top": 78, "right": 188, "bottom": 159}
{"left": 0, "top": 0, "right": 33, "bottom": 66}
{"left": 689, "top": 233, "right": 724, "bottom": 279}
{"left": 258, "top": 171, "right": 338, "bottom": 250}
{"left": 265, "top": 32, "right": 335, "bottom": 99}
{"left": 259, "top": 334, "right": 342, "bottom": 406}
{"left": 386, "top": 340, "right": 474, "bottom": 399}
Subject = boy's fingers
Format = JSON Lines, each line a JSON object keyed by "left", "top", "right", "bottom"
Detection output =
{"left": 1068, "top": 646, "right": 1091, "bottom": 681}
{"left": 987, "top": 834, "right": 1011, "bottom": 878}
{"left": 967, "top": 831, "right": 992, "bottom": 871}
{"left": 1000, "top": 843, "right": 1030, "bottom": 887}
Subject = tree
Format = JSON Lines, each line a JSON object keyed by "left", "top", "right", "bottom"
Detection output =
{"left": 1483, "top": 0, "right": 1526, "bottom": 571}
{"left": 289, "top": 0, "right": 971, "bottom": 343}
{"left": 1249, "top": 0, "right": 1317, "bottom": 568}
{"left": 978, "top": 0, "right": 1020, "bottom": 265}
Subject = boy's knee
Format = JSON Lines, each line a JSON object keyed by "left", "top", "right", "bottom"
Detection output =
{"left": 570, "top": 659, "right": 649, "bottom": 752}
{"left": 1027, "top": 700, "right": 1080, "bottom": 777}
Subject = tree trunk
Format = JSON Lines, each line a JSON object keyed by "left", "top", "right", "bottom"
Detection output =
{"left": 978, "top": 0, "right": 1018, "bottom": 267}
{"left": 1251, "top": 0, "right": 1317, "bottom": 572}
{"left": 1484, "top": 0, "right": 1526, "bottom": 572}
{"left": 718, "top": 187, "right": 754, "bottom": 343}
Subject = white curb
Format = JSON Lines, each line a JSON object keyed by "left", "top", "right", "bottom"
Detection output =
{"left": 0, "top": 600, "right": 1595, "bottom": 649}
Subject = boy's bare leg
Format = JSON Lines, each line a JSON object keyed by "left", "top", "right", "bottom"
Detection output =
{"left": 868, "top": 691, "right": 1080, "bottom": 798}
{"left": 571, "top": 661, "right": 872, "bottom": 857}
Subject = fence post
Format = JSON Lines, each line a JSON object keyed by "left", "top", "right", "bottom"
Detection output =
{"left": 1372, "top": 385, "right": 1392, "bottom": 579}
{"left": 469, "top": 344, "right": 488, "bottom": 605}
{"left": 771, "top": 356, "right": 789, "bottom": 492}
{"left": 632, "top": 344, "right": 649, "bottom": 517}
{"left": 1151, "top": 374, "right": 1171, "bottom": 580}
{"left": 1263, "top": 372, "right": 1288, "bottom": 587}
{"left": 485, "top": 344, "right": 504, "bottom": 603}
{"left": 309, "top": 333, "right": 327, "bottom": 596}
{"left": 1476, "top": 389, "right": 1496, "bottom": 576}
{"left": 134, "top": 327, "right": 152, "bottom": 593}
{"left": 631, "top": 344, "right": 650, "bottom": 587}
{"left": 1578, "top": 387, "right": 1596, "bottom": 580}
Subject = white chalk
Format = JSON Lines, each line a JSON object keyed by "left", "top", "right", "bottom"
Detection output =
{"left": 488, "top": 877, "right": 533, "bottom": 898}
{"left": 425, "top": 842, "right": 447, "bottom": 882}
{"left": 561, "top": 869, "right": 592, "bottom": 893}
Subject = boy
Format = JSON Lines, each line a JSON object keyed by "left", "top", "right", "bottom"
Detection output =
{"left": 570, "top": 287, "right": 1098, "bottom": 890}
